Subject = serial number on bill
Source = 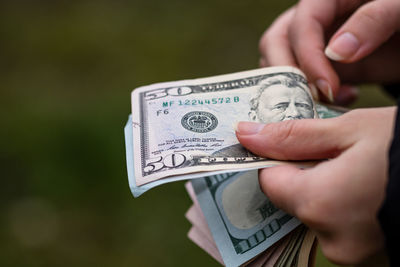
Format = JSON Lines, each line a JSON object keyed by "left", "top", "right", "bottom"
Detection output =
{"left": 163, "top": 97, "right": 239, "bottom": 107}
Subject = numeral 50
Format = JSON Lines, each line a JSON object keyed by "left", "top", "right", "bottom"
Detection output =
{"left": 144, "top": 153, "right": 186, "bottom": 173}
{"left": 144, "top": 87, "right": 192, "bottom": 100}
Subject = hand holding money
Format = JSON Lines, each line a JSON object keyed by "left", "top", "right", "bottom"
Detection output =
{"left": 235, "top": 108, "right": 395, "bottom": 265}
{"left": 123, "top": 66, "right": 364, "bottom": 267}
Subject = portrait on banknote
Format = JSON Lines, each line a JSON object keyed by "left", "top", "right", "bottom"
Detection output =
{"left": 248, "top": 74, "right": 315, "bottom": 122}
{"left": 218, "top": 171, "right": 277, "bottom": 230}
{"left": 191, "top": 171, "right": 300, "bottom": 266}
{"left": 213, "top": 73, "right": 316, "bottom": 157}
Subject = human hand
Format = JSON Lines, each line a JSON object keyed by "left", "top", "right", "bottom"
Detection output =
{"left": 259, "top": 0, "right": 400, "bottom": 104}
{"left": 235, "top": 107, "right": 396, "bottom": 264}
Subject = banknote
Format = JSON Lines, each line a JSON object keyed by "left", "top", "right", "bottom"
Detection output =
{"left": 131, "top": 66, "right": 319, "bottom": 186}
{"left": 185, "top": 181, "right": 298, "bottom": 267}
{"left": 125, "top": 103, "right": 345, "bottom": 197}
{"left": 297, "top": 230, "right": 317, "bottom": 267}
{"left": 188, "top": 226, "right": 224, "bottom": 264}
{"left": 124, "top": 119, "right": 272, "bottom": 197}
{"left": 185, "top": 180, "right": 317, "bottom": 267}
{"left": 191, "top": 170, "right": 301, "bottom": 267}
{"left": 275, "top": 227, "right": 306, "bottom": 267}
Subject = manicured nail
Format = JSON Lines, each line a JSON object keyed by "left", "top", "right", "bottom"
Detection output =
{"left": 308, "top": 83, "right": 319, "bottom": 101}
{"left": 315, "top": 79, "right": 334, "bottom": 103}
{"left": 235, "top": 121, "right": 265, "bottom": 135}
{"left": 325, "top": 32, "right": 360, "bottom": 61}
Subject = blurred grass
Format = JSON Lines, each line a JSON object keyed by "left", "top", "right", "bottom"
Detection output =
{"left": 0, "top": 0, "right": 394, "bottom": 267}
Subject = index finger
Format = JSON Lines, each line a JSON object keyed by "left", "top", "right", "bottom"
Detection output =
{"left": 289, "top": 0, "right": 362, "bottom": 101}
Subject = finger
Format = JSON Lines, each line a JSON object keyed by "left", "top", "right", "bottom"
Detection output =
{"left": 259, "top": 7, "right": 297, "bottom": 66}
{"left": 236, "top": 119, "right": 352, "bottom": 160}
{"left": 288, "top": 0, "right": 339, "bottom": 102}
{"left": 334, "top": 84, "right": 359, "bottom": 106}
{"left": 331, "top": 34, "right": 400, "bottom": 84}
{"left": 288, "top": 0, "right": 362, "bottom": 102}
{"left": 258, "top": 165, "right": 306, "bottom": 216}
{"left": 259, "top": 57, "right": 268, "bottom": 68}
{"left": 325, "top": 0, "right": 400, "bottom": 63}
{"left": 308, "top": 83, "right": 320, "bottom": 102}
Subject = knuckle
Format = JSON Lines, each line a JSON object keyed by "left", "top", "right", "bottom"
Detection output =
{"left": 320, "top": 242, "right": 351, "bottom": 265}
{"left": 296, "top": 52, "right": 322, "bottom": 79}
{"left": 270, "top": 120, "right": 307, "bottom": 146}
{"left": 266, "top": 121, "right": 297, "bottom": 158}
{"left": 298, "top": 59, "right": 314, "bottom": 75}
{"left": 320, "top": 239, "right": 371, "bottom": 265}
{"left": 258, "top": 29, "right": 276, "bottom": 55}
{"left": 257, "top": 170, "right": 270, "bottom": 194}
{"left": 258, "top": 33, "right": 268, "bottom": 55}
{"left": 295, "top": 199, "right": 327, "bottom": 228}
{"left": 271, "top": 120, "right": 297, "bottom": 142}
{"left": 259, "top": 57, "right": 267, "bottom": 68}
{"left": 287, "top": 21, "right": 299, "bottom": 47}
{"left": 358, "top": 3, "right": 390, "bottom": 26}
{"left": 340, "top": 108, "right": 364, "bottom": 126}
{"left": 293, "top": 184, "right": 337, "bottom": 229}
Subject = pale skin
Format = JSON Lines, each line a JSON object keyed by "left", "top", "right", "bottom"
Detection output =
{"left": 237, "top": 108, "right": 396, "bottom": 264}
{"left": 258, "top": 0, "right": 400, "bottom": 104}
{"left": 237, "top": 0, "right": 400, "bottom": 264}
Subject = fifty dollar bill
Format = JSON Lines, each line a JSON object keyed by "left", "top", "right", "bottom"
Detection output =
{"left": 131, "top": 66, "right": 319, "bottom": 186}
{"left": 125, "top": 104, "right": 345, "bottom": 197}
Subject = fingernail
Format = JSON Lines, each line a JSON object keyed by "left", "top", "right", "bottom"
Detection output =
{"left": 345, "top": 86, "right": 359, "bottom": 98}
{"left": 308, "top": 83, "right": 319, "bottom": 101}
{"left": 335, "top": 86, "right": 359, "bottom": 105}
{"left": 232, "top": 121, "right": 239, "bottom": 132}
{"left": 315, "top": 79, "right": 334, "bottom": 103}
{"left": 259, "top": 58, "right": 268, "bottom": 67}
{"left": 235, "top": 121, "right": 265, "bottom": 135}
{"left": 325, "top": 32, "right": 360, "bottom": 61}
{"left": 349, "top": 86, "right": 359, "bottom": 95}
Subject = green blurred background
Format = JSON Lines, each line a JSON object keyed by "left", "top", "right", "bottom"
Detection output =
{"left": 0, "top": 0, "right": 394, "bottom": 266}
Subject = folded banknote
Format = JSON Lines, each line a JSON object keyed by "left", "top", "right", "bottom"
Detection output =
{"left": 131, "top": 66, "right": 322, "bottom": 186}
{"left": 125, "top": 67, "right": 344, "bottom": 197}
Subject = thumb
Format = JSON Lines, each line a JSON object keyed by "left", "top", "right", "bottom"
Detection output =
{"left": 236, "top": 119, "right": 351, "bottom": 160}
{"left": 325, "top": 0, "right": 400, "bottom": 63}
{"left": 258, "top": 165, "right": 306, "bottom": 217}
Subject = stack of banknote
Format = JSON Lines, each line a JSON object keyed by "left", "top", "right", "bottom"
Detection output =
{"left": 184, "top": 172, "right": 318, "bottom": 267}
{"left": 124, "top": 66, "right": 345, "bottom": 267}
